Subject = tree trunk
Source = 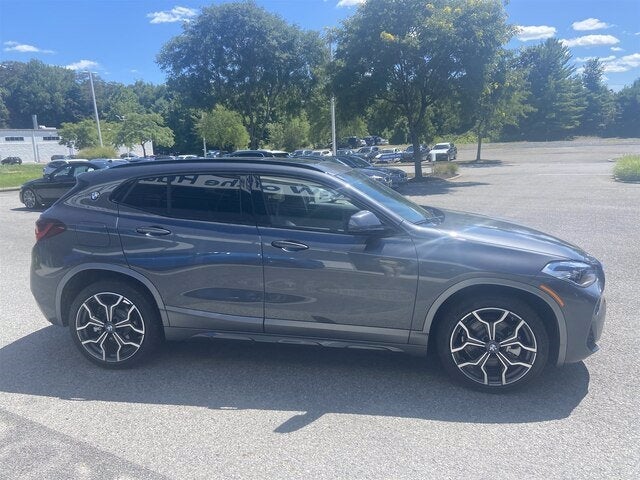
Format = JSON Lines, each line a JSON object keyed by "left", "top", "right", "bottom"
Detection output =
{"left": 141, "top": 142, "right": 146, "bottom": 157}
{"left": 410, "top": 129, "right": 423, "bottom": 179}
{"left": 476, "top": 130, "right": 482, "bottom": 161}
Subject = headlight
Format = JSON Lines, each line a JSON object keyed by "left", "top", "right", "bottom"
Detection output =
{"left": 542, "top": 261, "right": 597, "bottom": 287}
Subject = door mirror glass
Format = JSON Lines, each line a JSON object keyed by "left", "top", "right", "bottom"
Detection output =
{"left": 347, "top": 210, "right": 387, "bottom": 234}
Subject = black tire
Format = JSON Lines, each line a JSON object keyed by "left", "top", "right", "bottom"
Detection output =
{"left": 68, "top": 281, "right": 163, "bottom": 368}
{"left": 22, "top": 188, "right": 38, "bottom": 209}
{"left": 435, "top": 296, "right": 549, "bottom": 392}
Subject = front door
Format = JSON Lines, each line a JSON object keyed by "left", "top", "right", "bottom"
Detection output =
{"left": 256, "top": 174, "right": 418, "bottom": 345}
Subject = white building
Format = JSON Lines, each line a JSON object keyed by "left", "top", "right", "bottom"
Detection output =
{"left": 0, "top": 127, "right": 150, "bottom": 163}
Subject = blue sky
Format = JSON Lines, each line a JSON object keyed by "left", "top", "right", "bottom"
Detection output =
{"left": 1, "top": 0, "right": 639, "bottom": 91}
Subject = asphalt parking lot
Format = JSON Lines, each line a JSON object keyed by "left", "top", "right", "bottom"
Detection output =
{"left": 1, "top": 139, "right": 639, "bottom": 479}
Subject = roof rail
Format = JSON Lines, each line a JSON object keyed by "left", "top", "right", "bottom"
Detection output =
{"left": 117, "top": 157, "right": 327, "bottom": 172}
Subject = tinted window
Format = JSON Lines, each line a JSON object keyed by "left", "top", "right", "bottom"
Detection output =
{"left": 259, "top": 175, "right": 361, "bottom": 233}
{"left": 120, "top": 176, "right": 169, "bottom": 216}
{"left": 120, "top": 174, "right": 250, "bottom": 223}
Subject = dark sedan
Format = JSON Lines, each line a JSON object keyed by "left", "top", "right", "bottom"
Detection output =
{"left": 1, "top": 156, "right": 22, "bottom": 165}
{"left": 20, "top": 160, "right": 126, "bottom": 209}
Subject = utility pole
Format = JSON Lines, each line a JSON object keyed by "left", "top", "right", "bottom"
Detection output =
{"left": 329, "top": 37, "right": 337, "bottom": 156}
{"left": 87, "top": 71, "right": 103, "bottom": 147}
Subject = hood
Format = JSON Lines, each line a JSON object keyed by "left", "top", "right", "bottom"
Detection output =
{"left": 430, "top": 148, "right": 449, "bottom": 153}
{"left": 22, "top": 177, "right": 49, "bottom": 188}
{"left": 419, "top": 209, "right": 593, "bottom": 262}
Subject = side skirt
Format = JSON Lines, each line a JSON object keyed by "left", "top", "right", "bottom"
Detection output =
{"left": 164, "top": 327, "right": 427, "bottom": 357}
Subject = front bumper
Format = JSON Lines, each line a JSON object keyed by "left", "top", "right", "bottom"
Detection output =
{"left": 537, "top": 275, "right": 606, "bottom": 365}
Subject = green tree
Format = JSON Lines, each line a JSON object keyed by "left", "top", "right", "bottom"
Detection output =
{"left": 0, "top": 87, "right": 9, "bottom": 128}
{"left": 579, "top": 59, "right": 615, "bottom": 136}
{"left": 516, "top": 39, "right": 584, "bottom": 140}
{"left": 472, "top": 52, "right": 531, "bottom": 160}
{"left": 58, "top": 119, "right": 100, "bottom": 150}
{"left": 157, "top": 1, "right": 325, "bottom": 148}
{"left": 195, "top": 105, "right": 249, "bottom": 152}
{"left": 0, "top": 60, "right": 85, "bottom": 127}
{"left": 612, "top": 79, "right": 640, "bottom": 138}
{"left": 267, "top": 113, "right": 311, "bottom": 151}
{"left": 333, "top": 0, "right": 511, "bottom": 177}
{"left": 115, "top": 113, "right": 174, "bottom": 156}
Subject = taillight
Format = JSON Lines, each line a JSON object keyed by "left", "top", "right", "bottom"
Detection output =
{"left": 35, "top": 218, "right": 66, "bottom": 242}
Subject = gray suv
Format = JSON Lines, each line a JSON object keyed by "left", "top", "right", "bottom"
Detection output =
{"left": 30, "top": 159, "right": 606, "bottom": 391}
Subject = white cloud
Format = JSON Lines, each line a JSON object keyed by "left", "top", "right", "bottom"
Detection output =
{"left": 611, "top": 47, "right": 623, "bottom": 52}
{"left": 515, "top": 25, "right": 556, "bottom": 41}
{"left": 147, "top": 6, "right": 197, "bottom": 24}
{"left": 65, "top": 60, "right": 99, "bottom": 71}
{"left": 337, "top": 0, "right": 365, "bottom": 6}
{"left": 3, "top": 41, "right": 54, "bottom": 54}
{"left": 602, "top": 53, "right": 640, "bottom": 73}
{"left": 575, "top": 55, "right": 616, "bottom": 63}
{"left": 561, "top": 34, "right": 619, "bottom": 47}
{"left": 572, "top": 18, "right": 611, "bottom": 31}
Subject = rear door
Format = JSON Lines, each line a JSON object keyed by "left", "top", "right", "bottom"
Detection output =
{"left": 116, "top": 172, "right": 264, "bottom": 332}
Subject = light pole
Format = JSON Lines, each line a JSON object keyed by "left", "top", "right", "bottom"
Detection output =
{"left": 86, "top": 71, "right": 103, "bottom": 147}
{"left": 327, "top": 33, "right": 337, "bottom": 156}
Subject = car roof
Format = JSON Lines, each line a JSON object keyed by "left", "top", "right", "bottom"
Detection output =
{"left": 77, "top": 157, "right": 352, "bottom": 185}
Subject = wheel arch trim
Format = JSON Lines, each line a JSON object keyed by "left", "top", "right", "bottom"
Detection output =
{"left": 56, "top": 263, "right": 170, "bottom": 327}
{"left": 421, "top": 278, "right": 567, "bottom": 365}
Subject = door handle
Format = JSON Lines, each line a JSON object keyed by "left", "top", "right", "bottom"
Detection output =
{"left": 136, "top": 226, "right": 171, "bottom": 236}
{"left": 271, "top": 240, "right": 309, "bottom": 252}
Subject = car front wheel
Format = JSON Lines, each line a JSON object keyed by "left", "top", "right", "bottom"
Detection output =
{"left": 68, "top": 281, "right": 163, "bottom": 368}
{"left": 436, "top": 296, "right": 549, "bottom": 392}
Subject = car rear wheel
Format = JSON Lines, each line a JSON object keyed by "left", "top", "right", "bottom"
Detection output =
{"left": 436, "top": 296, "right": 549, "bottom": 392}
{"left": 68, "top": 281, "right": 163, "bottom": 368}
{"left": 22, "top": 188, "right": 38, "bottom": 209}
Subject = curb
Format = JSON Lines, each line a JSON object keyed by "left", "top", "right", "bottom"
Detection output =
{"left": 0, "top": 187, "right": 20, "bottom": 192}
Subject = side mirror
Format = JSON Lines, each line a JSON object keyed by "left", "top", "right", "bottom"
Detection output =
{"left": 347, "top": 210, "right": 387, "bottom": 234}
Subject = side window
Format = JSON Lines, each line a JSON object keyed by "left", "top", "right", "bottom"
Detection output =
{"left": 73, "top": 165, "right": 94, "bottom": 177}
{"left": 169, "top": 174, "right": 249, "bottom": 223}
{"left": 52, "top": 165, "right": 73, "bottom": 179}
{"left": 120, "top": 176, "right": 170, "bottom": 216}
{"left": 259, "top": 175, "right": 360, "bottom": 233}
{"left": 118, "top": 174, "right": 251, "bottom": 224}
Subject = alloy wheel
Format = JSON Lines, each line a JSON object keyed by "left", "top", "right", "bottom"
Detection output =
{"left": 449, "top": 307, "right": 537, "bottom": 387}
{"left": 74, "top": 292, "right": 145, "bottom": 363}
{"left": 23, "top": 189, "right": 37, "bottom": 209}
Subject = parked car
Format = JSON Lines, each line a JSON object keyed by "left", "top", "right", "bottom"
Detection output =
{"left": 291, "top": 149, "right": 314, "bottom": 157}
{"left": 294, "top": 154, "right": 393, "bottom": 188}
{"left": 42, "top": 159, "right": 89, "bottom": 176}
{"left": 1, "top": 156, "right": 22, "bottom": 165}
{"left": 310, "top": 149, "right": 332, "bottom": 157}
{"left": 227, "top": 150, "right": 289, "bottom": 158}
{"left": 177, "top": 154, "right": 199, "bottom": 160}
{"left": 336, "top": 149, "right": 355, "bottom": 156}
{"left": 30, "top": 158, "right": 605, "bottom": 391}
{"left": 120, "top": 153, "right": 139, "bottom": 159}
{"left": 402, "top": 145, "right": 430, "bottom": 162}
{"left": 364, "top": 135, "right": 389, "bottom": 146}
{"left": 334, "top": 155, "right": 408, "bottom": 188}
{"left": 429, "top": 142, "right": 457, "bottom": 162}
{"left": 335, "top": 136, "right": 366, "bottom": 149}
{"left": 373, "top": 148, "right": 403, "bottom": 164}
{"left": 21, "top": 160, "right": 124, "bottom": 209}
{"left": 356, "top": 146, "right": 381, "bottom": 160}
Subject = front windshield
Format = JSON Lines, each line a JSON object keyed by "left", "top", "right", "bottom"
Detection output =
{"left": 339, "top": 170, "right": 437, "bottom": 224}
{"left": 434, "top": 143, "right": 449, "bottom": 149}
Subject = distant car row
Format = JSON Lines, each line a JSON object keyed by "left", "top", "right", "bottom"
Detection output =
{"left": 20, "top": 153, "right": 409, "bottom": 210}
